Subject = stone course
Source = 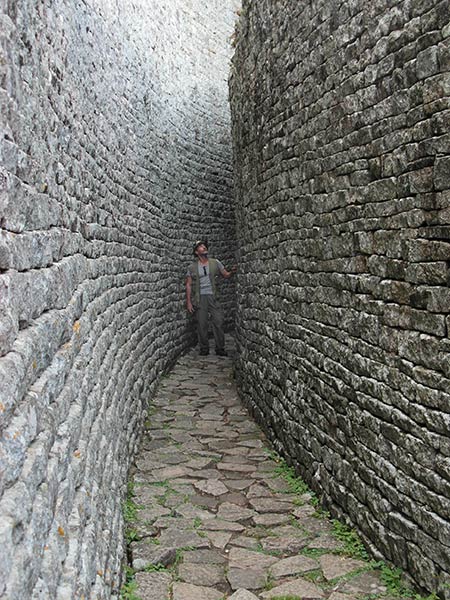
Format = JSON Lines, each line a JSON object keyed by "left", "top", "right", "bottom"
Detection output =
{"left": 0, "top": 1, "right": 238, "bottom": 598}
{"left": 230, "top": 0, "right": 450, "bottom": 597}
{"left": 123, "top": 342, "right": 410, "bottom": 600}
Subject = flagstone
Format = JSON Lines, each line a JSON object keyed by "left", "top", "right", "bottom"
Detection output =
{"left": 172, "top": 583, "right": 223, "bottom": 600}
{"left": 260, "top": 535, "right": 309, "bottom": 555}
{"left": 238, "top": 440, "right": 264, "bottom": 448}
{"left": 293, "top": 505, "right": 317, "bottom": 518}
{"left": 228, "top": 535, "right": 260, "bottom": 550}
{"left": 158, "top": 527, "right": 210, "bottom": 549}
{"left": 133, "top": 485, "right": 169, "bottom": 504}
{"left": 300, "top": 516, "right": 334, "bottom": 535}
{"left": 225, "top": 479, "right": 254, "bottom": 490}
{"left": 253, "top": 512, "right": 290, "bottom": 526}
{"left": 339, "top": 572, "right": 388, "bottom": 595}
{"left": 247, "top": 483, "right": 273, "bottom": 498}
{"left": 205, "top": 531, "right": 232, "bottom": 549}
{"left": 222, "top": 447, "right": 250, "bottom": 456}
{"left": 152, "top": 517, "right": 197, "bottom": 530}
{"left": 228, "top": 547, "right": 279, "bottom": 570}
{"left": 170, "top": 483, "right": 195, "bottom": 495}
{"left": 149, "top": 465, "right": 195, "bottom": 481}
{"left": 193, "top": 469, "right": 225, "bottom": 480}
{"left": 258, "top": 477, "right": 290, "bottom": 491}
{"left": 178, "top": 563, "right": 225, "bottom": 586}
{"left": 307, "top": 533, "right": 343, "bottom": 551}
{"left": 227, "top": 567, "right": 267, "bottom": 590}
{"left": 202, "top": 518, "right": 245, "bottom": 532}
{"left": 131, "top": 522, "right": 159, "bottom": 539}
{"left": 328, "top": 593, "right": 357, "bottom": 600}
{"left": 320, "top": 554, "right": 367, "bottom": 580}
{"left": 270, "top": 555, "right": 320, "bottom": 578}
{"left": 134, "top": 571, "right": 172, "bottom": 600}
{"left": 182, "top": 548, "right": 227, "bottom": 564}
{"left": 135, "top": 505, "right": 171, "bottom": 522}
{"left": 217, "top": 502, "right": 257, "bottom": 521}
{"left": 131, "top": 542, "right": 177, "bottom": 571}
{"left": 260, "top": 578, "right": 325, "bottom": 599}
{"left": 174, "top": 504, "right": 215, "bottom": 520}
{"left": 217, "top": 462, "right": 255, "bottom": 473}
{"left": 229, "top": 590, "right": 260, "bottom": 600}
{"left": 190, "top": 494, "right": 220, "bottom": 509}
{"left": 249, "top": 497, "right": 294, "bottom": 513}
{"left": 194, "top": 479, "right": 229, "bottom": 496}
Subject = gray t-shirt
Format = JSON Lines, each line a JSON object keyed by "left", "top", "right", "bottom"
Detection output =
{"left": 187, "top": 260, "right": 225, "bottom": 295}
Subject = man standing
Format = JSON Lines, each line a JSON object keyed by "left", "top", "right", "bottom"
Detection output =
{"left": 186, "top": 240, "right": 236, "bottom": 356}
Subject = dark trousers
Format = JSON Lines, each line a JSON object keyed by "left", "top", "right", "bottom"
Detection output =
{"left": 197, "top": 295, "right": 225, "bottom": 352}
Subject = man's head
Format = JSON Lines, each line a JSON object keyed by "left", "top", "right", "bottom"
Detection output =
{"left": 193, "top": 240, "right": 208, "bottom": 257}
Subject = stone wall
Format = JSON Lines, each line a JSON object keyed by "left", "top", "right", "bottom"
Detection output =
{"left": 0, "top": 0, "right": 238, "bottom": 598}
{"left": 230, "top": 0, "right": 450, "bottom": 595}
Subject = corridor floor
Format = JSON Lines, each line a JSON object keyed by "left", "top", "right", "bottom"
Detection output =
{"left": 124, "top": 343, "right": 400, "bottom": 600}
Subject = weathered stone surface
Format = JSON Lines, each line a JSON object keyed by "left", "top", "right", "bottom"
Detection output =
{"left": 131, "top": 543, "right": 177, "bottom": 571}
{"left": 249, "top": 498, "right": 294, "bottom": 513}
{"left": 340, "top": 572, "right": 388, "bottom": 596}
{"left": 202, "top": 519, "right": 245, "bottom": 532}
{"left": 307, "top": 534, "right": 342, "bottom": 551}
{"left": 0, "top": 0, "right": 238, "bottom": 597}
{"left": 228, "top": 547, "right": 278, "bottom": 570}
{"left": 228, "top": 590, "right": 260, "bottom": 600}
{"left": 320, "top": 554, "right": 367, "bottom": 580}
{"left": 227, "top": 567, "right": 267, "bottom": 590}
{"left": 181, "top": 549, "right": 227, "bottom": 565}
{"left": 230, "top": 0, "right": 450, "bottom": 596}
{"left": 253, "top": 513, "right": 290, "bottom": 526}
{"left": 172, "top": 582, "right": 223, "bottom": 600}
{"left": 229, "top": 536, "right": 260, "bottom": 550}
{"left": 135, "top": 506, "right": 171, "bottom": 522}
{"left": 134, "top": 572, "right": 171, "bottom": 600}
{"left": 260, "top": 535, "right": 309, "bottom": 555}
{"left": 178, "top": 563, "right": 224, "bottom": 586}
{"left": 217, "top": 502, "right": 257, "bottom": 521}
{"left": 270, "top": 555, "right": 320, "bottom": 578}
{"left": 194, "top": 479, "right": 229, "bottom": 496}
{"left": 205, "top": 531, "right": 232, "bottom": 549}
{"left": 158, "top": 528, "right": 210, "bottom": 550}
{"left": 260, "top": 578, "right": 325, "bottom": 599}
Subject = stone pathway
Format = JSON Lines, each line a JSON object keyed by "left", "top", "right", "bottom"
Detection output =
{"left": 123, "top": 343, "right": 403, "bottom": 600}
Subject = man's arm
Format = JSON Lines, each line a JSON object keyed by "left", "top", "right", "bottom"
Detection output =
{"left": 219, "top": 265, "right": 237, "bottom": 279}
{"left": 186, "top": 275, "right": 195, "bottom": 313}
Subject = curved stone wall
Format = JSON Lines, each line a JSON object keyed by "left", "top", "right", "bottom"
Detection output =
{"left": 230, "top": 0, "right": 450, "bottom": 595}
{"left": 0, "top": 1, "right": 238, "bottom": 597}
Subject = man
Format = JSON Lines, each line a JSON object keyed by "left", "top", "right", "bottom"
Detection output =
{"left": 186, "top": 240, "right": 236, "bottom": 356}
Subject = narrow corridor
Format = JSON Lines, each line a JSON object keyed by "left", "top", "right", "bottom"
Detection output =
{"left": 123, "top": 342, "right": 406, "bottom": 600}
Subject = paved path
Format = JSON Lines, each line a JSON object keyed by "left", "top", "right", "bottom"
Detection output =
{"left": 124, "top": 344, "right": 398, "bottom": 600}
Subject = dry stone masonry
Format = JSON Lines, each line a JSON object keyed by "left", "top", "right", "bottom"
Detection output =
{"left": 230, "top": 0, "right": 450, "bottom": 597}
{"left": 0, "top": 0, "right": 238, "bottom": 598}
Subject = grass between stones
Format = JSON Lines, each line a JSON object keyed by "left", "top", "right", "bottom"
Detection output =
{"left": 120, "top": 437, "right": 441, "bottom": 599}
{"left": 269, "top": 452, "right": 439, "bottom": 600}
{"left": 120, "top": 567, "right": 140, "bottom": 600}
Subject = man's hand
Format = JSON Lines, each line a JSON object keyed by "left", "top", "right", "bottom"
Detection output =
{"left": 222, "top": 265, "right": 238, "bottom": 279}
{"left": 187, "top": 301, "right": 195, "bottom": 314}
